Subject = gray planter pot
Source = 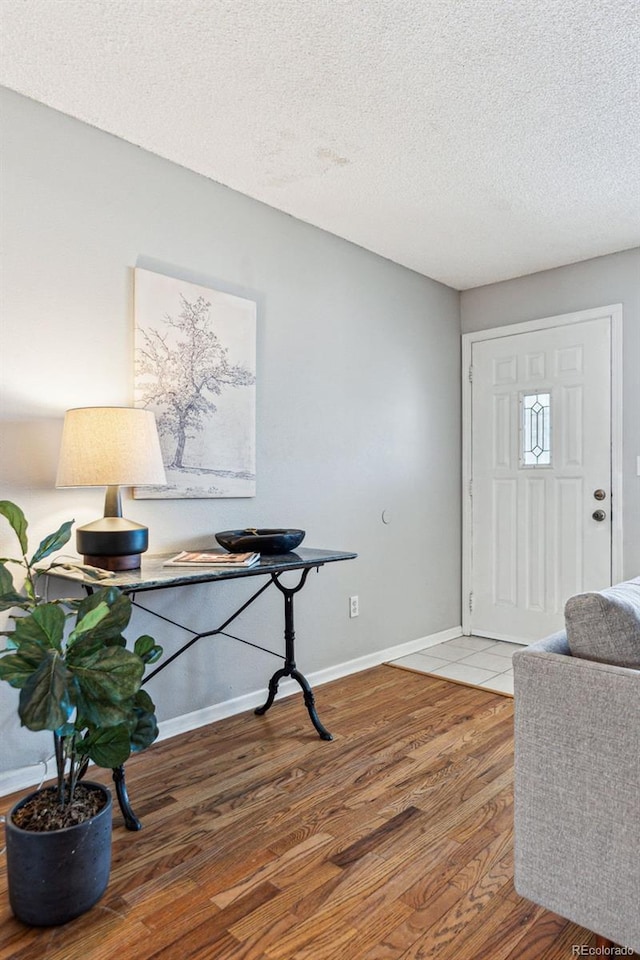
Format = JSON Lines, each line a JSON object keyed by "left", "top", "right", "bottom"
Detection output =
{"left": 5, "top": 782, "right": 112, "bottom": 926}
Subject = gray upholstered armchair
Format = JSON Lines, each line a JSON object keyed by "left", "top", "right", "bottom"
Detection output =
{"left": 513, "top": 582, "right": 640, "bottom": 953}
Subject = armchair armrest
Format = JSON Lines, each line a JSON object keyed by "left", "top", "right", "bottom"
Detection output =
{"left": 513, "top": 638, "right": 640, "bottom": 951}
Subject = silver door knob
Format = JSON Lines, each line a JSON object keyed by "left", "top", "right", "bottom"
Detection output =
{"left": 593, "top": 489, "right": 606, "bottom": 501}
{"left": 592, "top": 509, "right": 606, "bottom": 522}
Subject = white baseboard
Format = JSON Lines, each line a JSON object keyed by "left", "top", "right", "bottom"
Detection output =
{"left": 0, "top": 625, "right": 462, "bottom": 798}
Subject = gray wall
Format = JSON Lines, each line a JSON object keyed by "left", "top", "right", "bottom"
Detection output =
{"left": 461, "top": 248, "right": 640, "bottom": 578}
{"left": 0, "top": 88, "right": 461, "bottom": 777}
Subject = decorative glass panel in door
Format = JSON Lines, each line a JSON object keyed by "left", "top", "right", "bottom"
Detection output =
{"left": 521, "top": 392, "right": 551, "bottom": 467}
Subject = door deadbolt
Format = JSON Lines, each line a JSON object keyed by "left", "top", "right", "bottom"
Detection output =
{"left": 592, "top": 509, "right": 606, "bottom": 522}
{"left": 593, "top": 489, "right": 606, "bottom": 501}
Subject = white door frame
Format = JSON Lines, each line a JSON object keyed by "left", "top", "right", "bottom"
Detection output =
{"left": 462, "top": 304, "right": 623, "bottom": 636}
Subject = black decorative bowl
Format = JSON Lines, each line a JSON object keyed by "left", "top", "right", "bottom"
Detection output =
{"left": 215, "top": 528, "right": 306, "bottom": 555}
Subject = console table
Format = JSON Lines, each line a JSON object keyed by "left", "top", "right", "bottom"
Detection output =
{"left": 47, "top": 547, "right": 357, "bottom": 829}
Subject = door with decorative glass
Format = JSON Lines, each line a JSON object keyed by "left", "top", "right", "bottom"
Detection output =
{"left": 469, "top": 315, "right": 613, "bottom": 643}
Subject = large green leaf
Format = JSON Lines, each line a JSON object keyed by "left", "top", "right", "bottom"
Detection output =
{"left": 67, "top": 601, "right": 110, "bottom": 645}
{"left": 70, "top": 645, "right": 144, "bottom": 705}
{"left": 78, "top": 723, "right": 131, "bottom": 768}
{"left": 18, "top": 651, "right": 70, "bottom": 731}
{"left": 65, "top": 630, "right": 107, "bottom": 663}
{"left": 75, "top": 588, "right": 132, "bottom": 643}
{"left": 11, "top": 605, "right": 66, "bottom": 651}
{"left": 75, "top": 586, "right": 121, "bottom": 618}
{"left": 29, "top": 520, "right": 73, "bottom": 565}
{"left": 74, "top": 691, "right": 135, "bottom": 729}
{"left": 129, "top": 705, "right": 159, "bottom": 752}
{"left": 0, "top": 501, "right": 28, "bottom": 555}
{"left": 0, "top": 638, "right": 50, "bottom": 688}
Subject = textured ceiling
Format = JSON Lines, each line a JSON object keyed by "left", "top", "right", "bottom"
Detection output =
{"left": 1, "top": 0, "right": 638, "bottom": 289}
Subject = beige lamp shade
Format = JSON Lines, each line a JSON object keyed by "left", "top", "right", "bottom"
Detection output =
{"left": 56, "top": 407, "right": 166, "bottom": 488}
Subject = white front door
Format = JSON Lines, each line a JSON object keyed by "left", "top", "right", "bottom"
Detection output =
{"left": 469, "top": 315, "right": 613, "bottom": 643}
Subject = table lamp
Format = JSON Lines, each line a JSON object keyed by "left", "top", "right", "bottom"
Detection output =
{"left": 56, "top": 406, "right": 166, "bottom": 570}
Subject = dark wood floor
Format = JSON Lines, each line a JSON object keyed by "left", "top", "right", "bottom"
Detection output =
{"left": 0, "top": 666, "right": 632, "bottom": 960}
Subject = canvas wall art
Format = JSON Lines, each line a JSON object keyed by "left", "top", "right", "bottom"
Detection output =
{"left": 134, "top": 268, "right": 256, "bottom": 498}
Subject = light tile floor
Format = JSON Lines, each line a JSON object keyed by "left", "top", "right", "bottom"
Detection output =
{"left": 389, "top": 635, "right": 526, "bottom": 696}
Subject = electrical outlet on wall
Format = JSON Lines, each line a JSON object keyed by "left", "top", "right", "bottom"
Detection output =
{"left": 349, "top": 595, "right": 359, "bottom": 618}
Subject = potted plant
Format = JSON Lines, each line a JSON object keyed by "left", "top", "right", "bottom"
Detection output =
{"left": 0, "top": 500, "right": 162, "bottom": 926}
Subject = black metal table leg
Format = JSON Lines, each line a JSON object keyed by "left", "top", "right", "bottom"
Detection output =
{"left": 255, "top": 569, "right": 333, "bottom": 741}
{"left": 112, "top": 765, "right": 142, "bottom": 831}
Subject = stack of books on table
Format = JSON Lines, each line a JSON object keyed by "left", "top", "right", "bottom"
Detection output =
{"left": 163, "top": 550, "right": 260, "bottom": 568}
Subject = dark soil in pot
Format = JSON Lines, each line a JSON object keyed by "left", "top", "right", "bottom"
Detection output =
{"left": 12, "top": 782, "right": 108, "bottom": 831}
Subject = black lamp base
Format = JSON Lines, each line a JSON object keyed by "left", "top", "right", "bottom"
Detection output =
{"left": 76, "top": 517, "right": 149, "bottom": 572}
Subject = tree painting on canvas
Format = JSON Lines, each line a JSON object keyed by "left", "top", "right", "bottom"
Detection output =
{"left": 134, "top": 268, "right": 256, "bottom": 498}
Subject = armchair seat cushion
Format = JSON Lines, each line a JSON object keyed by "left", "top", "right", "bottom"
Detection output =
{"left": 564, "top": 577, "right": 640, "bottom": 669}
